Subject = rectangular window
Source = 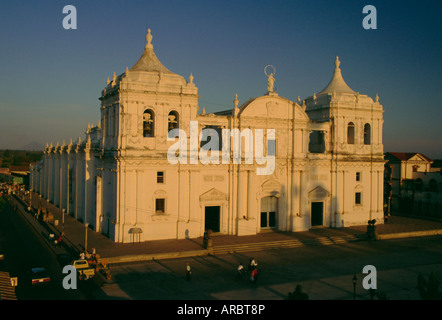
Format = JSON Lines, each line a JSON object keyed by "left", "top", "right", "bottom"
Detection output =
{"left": 356, "top": 172, "right": 361, "bottom": 181}
{"left": 355, "top": 192, "right": 362, "bottom": 205}
{"left": 157, "top": 171, "right": 164, "bottom": 183}
{"left": 155, "top": 198, "right": 165, "bottom": 214}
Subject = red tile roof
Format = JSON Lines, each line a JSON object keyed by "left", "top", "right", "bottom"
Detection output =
{"left": 385, "top": 152, "right": 432, "bottom": 162}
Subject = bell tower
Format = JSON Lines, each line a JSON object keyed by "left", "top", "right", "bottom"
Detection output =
{"left": 99, "top": 29, "right": 199, "bottom": 154}
{"left": 304, "top": 56, "right": 385, "bottom": 226}
{"left": 305, "top": 56, "right": 384, "bottom": 159}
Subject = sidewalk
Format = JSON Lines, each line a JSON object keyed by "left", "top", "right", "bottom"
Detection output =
{"left": 11, "top": 192, "right": 442, "bottom": 265}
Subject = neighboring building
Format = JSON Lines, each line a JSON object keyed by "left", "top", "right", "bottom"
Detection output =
{"left": 0, "top": 166, "right": 29, "bottom": 186}
{"left": 384, "top": 152, "right": 442, "bottom": 217}
{"left": 0, "top": 168, "right": 13, "bottom": 184}
{"left": 384, "top": 152, "right": 432, "bottom": 211}
{"left": 30, "top": 29, "right": 385, "bottom": 243}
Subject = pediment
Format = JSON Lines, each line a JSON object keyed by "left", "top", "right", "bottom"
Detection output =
{"left": 261, "top": 179, "right": 281, "bottom": 192}
{"left": 308, "top": 186, "right": 329, "bottom": 200}
{"left": 409, "top": 154, "right": 430, "bottom": 163}
{"left": 154, "top": 189, "right": 167, "bottom": 197}
{"left": 199, "top": 188, "right": 228, "bottom": 202}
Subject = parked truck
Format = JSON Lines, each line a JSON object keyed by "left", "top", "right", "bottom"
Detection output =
{"left": 71, "top": 259, "right": 95, "bottom": 280}
{"left": 71, "top": 255, "right": 111, "bottom": 281}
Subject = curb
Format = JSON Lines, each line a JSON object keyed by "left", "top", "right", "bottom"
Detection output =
{"left": 105, "top": 249, "right": 210, "bottom": 264}
{"left": 5, "top": 195, "right": 67, "bottom": 257}
{"left": 377, "top": 230, "right": 442, "bottom": 240}
{"left": 10, "top": 195, "right": 79, "bottom": 258}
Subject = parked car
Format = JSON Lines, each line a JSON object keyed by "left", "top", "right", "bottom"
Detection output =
{"left": 31, "top": 267, "right": 51, "bottom": 285}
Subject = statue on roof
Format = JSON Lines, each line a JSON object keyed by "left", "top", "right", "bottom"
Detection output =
{"left": 264, "top": 65, "right": 276, "bottom": 93}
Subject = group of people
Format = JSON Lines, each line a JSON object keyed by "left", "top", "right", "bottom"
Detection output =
{"left": 48, "top": 233, "right": 62, "bottom": 247}
{"left": 237, "top": 257, "right": 259, "bottom": 285}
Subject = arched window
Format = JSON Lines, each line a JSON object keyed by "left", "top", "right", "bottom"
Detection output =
{"left": 347, "top": 122, "right": 355, "bottom": 144}
{"left": 168, "top": 111, "right": 179, "bottom": 132}
{"left": 364, "top": 123, "right": 371, "bottom": 145}
{"left": 143, "top": 109, "right": 154, "bottom": 137}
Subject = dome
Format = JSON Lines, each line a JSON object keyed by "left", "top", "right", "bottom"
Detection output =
{"left": 130, "top": 29, "right": 174, "bottom": 74}
{"left": 318, "top": 56, "right": 356, "bottom": 95}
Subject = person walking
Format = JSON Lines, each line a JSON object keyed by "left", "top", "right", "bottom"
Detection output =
{"left": 237, "top": 263, "right": 245, "bottom": 280}
{"left": 249, "top": 257, "right": 258, "bottom": 271}
{"left": 250, "top": 268, "right": 258, "bottom": 286}
{"left": 186, "top": 262, "right": 191, "bottom": 281}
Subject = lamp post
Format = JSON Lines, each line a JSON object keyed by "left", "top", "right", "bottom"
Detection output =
{"left": 84, "top": 222, "right": 89, "bottom": 252}
{"left": 353, "top": 274, "right": 357, "bottom": 300}
{"left": 62, "top": 208, "right": 65, "bottom": 236}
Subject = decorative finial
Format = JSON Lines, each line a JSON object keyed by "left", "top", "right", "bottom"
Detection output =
{"left": 125, "top": 66, "right": 129, "bottom": 76}
{"left": 335, "top": 56, "right": 341, "bottom": 69}
{"left": 106, "top": 77, "right": 110, "bottom": 85}
{"left": 201, "top": 107, "right": 206, "bottom": 115}
{"left": 189, "top": 73, "right": 194, "bottom": 84}
{"left": 146, "top": 28, "right": 153, "bottom": 47}
{"left": 234, "top": 94, "right": 239, "bottom": 108}
{"left": 375, "top": 93, "right": 379, "bottom": 102}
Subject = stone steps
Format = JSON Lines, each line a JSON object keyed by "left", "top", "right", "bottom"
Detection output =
{"left": 211, "top": 235, "right": 360, "bottom": 255}
{"left": 0, "top": 271, "right": 17, "bottom": 300}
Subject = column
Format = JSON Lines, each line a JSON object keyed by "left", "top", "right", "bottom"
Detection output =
{"left": 291, "top": 169, "right": 300, "bottom": 231}
{"left": 237, "top": 168, "right": 245, "bottom": 220}
{"left": 48, "top": 151, "right": 53, "bottom": 202}
{"left": 247, "top": 169, "right": 255, "bottom": 220}
{"left": 53, "top": 151, "right": 59, "bottom": 206}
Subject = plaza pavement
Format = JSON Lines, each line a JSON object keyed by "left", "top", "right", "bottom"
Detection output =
{"left": 8, "top": 191, "right": 442, "bottom": 265}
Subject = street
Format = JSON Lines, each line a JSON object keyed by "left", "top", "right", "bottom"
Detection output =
{"left": 92, "top": 235, "right": 442, "bottom": 300}
{"left": 0, "top": 198, "right": 86, "bottom": 300}
{"left": 2, "top": 194, "right": 442, "bottom": 301}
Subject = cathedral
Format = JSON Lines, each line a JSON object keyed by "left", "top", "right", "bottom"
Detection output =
{"left": 30, "top": 29, "right": 385, "bottom": 243}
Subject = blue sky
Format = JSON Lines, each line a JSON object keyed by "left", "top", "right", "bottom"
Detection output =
{"left": 1, "top": 0, "right": 441, "bottom": 158}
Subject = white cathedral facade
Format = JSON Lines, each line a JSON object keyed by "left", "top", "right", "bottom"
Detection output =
{"left": 30, "top": 29, "right": 385, "bottom": 243}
